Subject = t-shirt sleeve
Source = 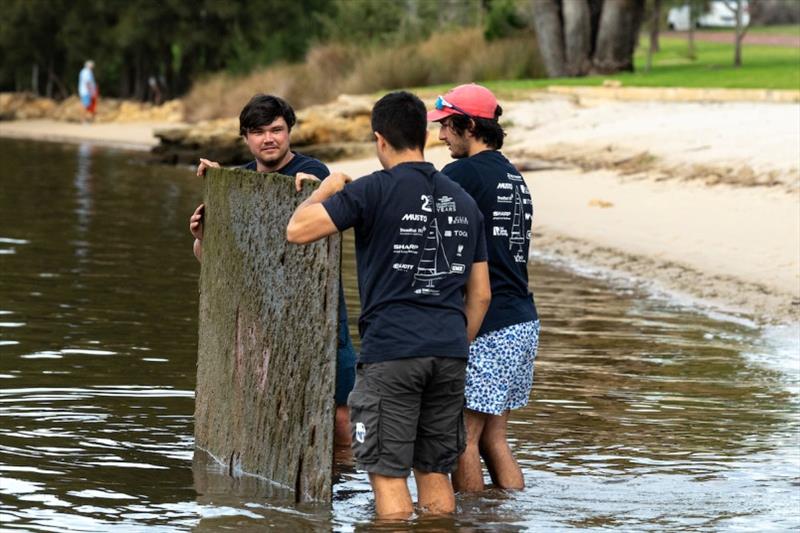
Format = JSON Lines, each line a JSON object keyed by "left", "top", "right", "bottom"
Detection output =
{"left": 474, "top": 212, "right": 488, "bottom": 263}
{"left": 299, "top": 159, "right": 329, "bottom": 180}
{"left": 321, "top": 174, "right": 376, "bottom": 232}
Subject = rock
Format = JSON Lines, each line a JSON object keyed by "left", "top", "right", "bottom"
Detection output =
{"left": 0, "top": 91, "right": 185, "bottom": 123}
{"left": 152, "top": 95, "right": 376, "bottom": 165}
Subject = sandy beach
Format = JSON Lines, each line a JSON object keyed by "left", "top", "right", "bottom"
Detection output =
{"left": 0, "top": 119, "right": 174, "bottom": 150}
{"left": 329, "top": 94, "right": 800, "bottom": 324}
{"left": 2, "top": 92, "right": 798, "bottom": 324}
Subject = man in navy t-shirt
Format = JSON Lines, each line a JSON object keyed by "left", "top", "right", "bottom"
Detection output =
{"left": 428, "top": 84, "right": 540, "bottom": 493}
{"left": 287, "top": 91, "right": 491, "bottom": 518}
{"left": 188, "top": 94, "right": 356, "bottom": 445}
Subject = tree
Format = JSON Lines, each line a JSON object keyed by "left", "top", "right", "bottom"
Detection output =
{"left": 531, "top": 0, "right": 646, "bottom": 78}
{"left": 722, "top": 0, "right": 749, "bottom": 66}
{"left": 646, "top": 0, "right": 663, "bottom": 72}
{"left": 0, "top": 0, "right": 334, "bottom": 99}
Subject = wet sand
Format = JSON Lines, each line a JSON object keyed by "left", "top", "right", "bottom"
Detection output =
{"left": 332, "top": 145, "right": 799, "bottom": 324}
{"left": 0, "top": 119, "right": 176, "bottom": 150}
{"left": 2, "top": 95, "right": 798, "bottom": 323}
{"left": 329, "top": 94, "right": 800, "bottom": 324}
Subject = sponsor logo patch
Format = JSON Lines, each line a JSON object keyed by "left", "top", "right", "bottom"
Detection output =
{"left": 448, "top": 216, "right": 469, "bottom": 225}
{"left": 393, "top": 243, "right": 419, "bottom": 252}
{"left": 436, "top": 195, "right": 457, "bottom": 212}
{"left": 493, "top": 226, "right": 509, "bottom": 236}
{"left": 399, "top": 227, "right": 424, "bottom": 235}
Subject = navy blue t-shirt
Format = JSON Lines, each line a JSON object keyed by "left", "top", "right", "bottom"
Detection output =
{"left": 442, "top": 151, "right": 537, "bottom": 336}
{"left": 322, "top": 161, "right": 488, "bottom": 363}
{"left": 243, "top": 151, "right": 356, "bottom": 366}
{"left": 242, "top": 151, "right": 329, "bottom": 178}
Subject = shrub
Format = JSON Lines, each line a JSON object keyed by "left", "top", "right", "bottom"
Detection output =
{"left": 183, "top": 27, "right": 545, "bottom": 121}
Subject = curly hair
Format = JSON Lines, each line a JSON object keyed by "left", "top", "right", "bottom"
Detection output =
{"left": 446, "top": 105, "right": 505, "bottom": 150}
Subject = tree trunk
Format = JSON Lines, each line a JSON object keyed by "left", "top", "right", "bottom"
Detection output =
{"left": 531, "top": 0, "right": 567, "bottom": 77}
{"left": 593, "top": 0, "right": 645, "bottom": 73}
{"left": 646, "top": 0, "right": 662, "bottom": 71}
{"left": 563, "top": 0, "right": 592, "bottom": 76}
{"left": 688, "top": 4, "right": 696, "bottom": 60}
{"left": 733, "top": 0, "right": 747, "bottom": 67}
{"left": 651, "top": 0, "right": 661, "bottom": 52}
{"left": 194, "top": 168, "right": 339, "bottom": 503}
{"left": 31, "top": 63, "right": 39, "bottom": 95}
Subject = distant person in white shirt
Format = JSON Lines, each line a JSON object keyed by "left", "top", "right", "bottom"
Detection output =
{"left": 78, "top": 60, "right": 98, "bottom": 123}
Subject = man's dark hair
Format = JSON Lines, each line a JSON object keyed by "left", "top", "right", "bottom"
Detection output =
{"left": 371, "top": 91, "right": 427, "bottom": 151}
{"left": 239, "top": 94, "right": 296, "bottom": 136}
{"left": 447, "top": 105, "right": 505, "bottom": 150}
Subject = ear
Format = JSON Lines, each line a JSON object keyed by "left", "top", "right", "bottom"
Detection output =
{"left": 374, "top": 131, "right": 387, "bottom": 150}
{"left": 424, "top": 129, "right": 429, "bottom": 146}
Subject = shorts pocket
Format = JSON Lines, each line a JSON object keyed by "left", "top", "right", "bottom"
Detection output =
{"left": 456, "top": 401, "right": 466, "bottom": 456}
{"left": 348, "top": 390, "right": 381, "bottom": 463}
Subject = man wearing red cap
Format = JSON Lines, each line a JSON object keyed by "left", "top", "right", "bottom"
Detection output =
{"left": 428, "top": 84, "right": 540, "bottom": 493}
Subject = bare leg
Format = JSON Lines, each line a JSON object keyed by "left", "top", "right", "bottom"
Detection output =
{"left": 369, "top": 473, "right": 413, "bottom": 519}
{"left": 452, "top": 409, "right": 487, "bottom": 493}
{"left": 334, "top": 405, "right": 351, "bottom": 446}
{"left": 478, "top": 411, "right": 524, "bottom": 490}
{"left": 414, "top": 470, "right": 455, "bottom": 514}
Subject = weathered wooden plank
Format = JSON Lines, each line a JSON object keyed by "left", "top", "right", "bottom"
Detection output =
{"left": 194, "top": 167, "right": 339, "bottom": 502}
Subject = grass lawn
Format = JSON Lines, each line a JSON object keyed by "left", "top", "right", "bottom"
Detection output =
{"left": 723, "top": 24, "right": 800, "bottom": 36}
{"left": 416, "top": 37, "right": 799, "bottom": 94}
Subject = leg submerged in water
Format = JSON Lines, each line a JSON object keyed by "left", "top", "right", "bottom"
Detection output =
{"left": 452, "top": 409, "right": 487, "bottom": 493}
{"left": 479, "top": 411, "right": 524, "bottom": 490}
{"left": 415, "top": 469, "right": 455, "bottom": 514}
{"left": 334, "top": 404, "right": 351, "bottom": 446}
{"left": 370, "top": 473, "right": 414, "bottom": 519}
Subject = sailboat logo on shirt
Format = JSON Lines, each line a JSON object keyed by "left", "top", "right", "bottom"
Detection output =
{"left": 509, "top": 186, "right": 527, "bottom": 263}
{"left": 413, "top": 218, "right": 451, "bottom": 295}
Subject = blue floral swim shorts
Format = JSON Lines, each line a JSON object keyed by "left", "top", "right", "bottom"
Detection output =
{"left": 465, "top": 320, "right": 541, "bottom": 415}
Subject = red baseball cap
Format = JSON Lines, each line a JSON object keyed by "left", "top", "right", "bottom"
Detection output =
{"left": 427, "top": 83, "right": 498, "bottom": 122}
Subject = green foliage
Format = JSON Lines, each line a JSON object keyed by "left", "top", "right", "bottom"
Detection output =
{"left": 484, "top": 0, "right": 527, "bottom": 41}
{"left": 316, "top": 0, "right": 407, "bottom": 45}
{"left": 0, "top": 0, "right": 334, "bottom": 99}
{"left": 316, "top": 0, "right": 485, "bottom": 46}
{"left": 464, "top": 37, "right": 800, "bottom": 90}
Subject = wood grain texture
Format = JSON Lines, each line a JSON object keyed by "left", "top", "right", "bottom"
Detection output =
{"left": 194, "top": 167, "right": 339, "bottom": 502}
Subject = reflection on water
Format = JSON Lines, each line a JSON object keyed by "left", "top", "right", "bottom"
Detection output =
{"left": 0, "top": 138, "right": 798, "bottom": 531}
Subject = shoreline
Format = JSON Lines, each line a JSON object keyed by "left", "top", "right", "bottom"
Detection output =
{"left": 0, "top": 119, "right": 178, "bottom": 151}
{"left": 332, "top": 146, "right": 799, "bottom": 326}
{"left": 1, "top": 95, "right": 798, "bottom": 326}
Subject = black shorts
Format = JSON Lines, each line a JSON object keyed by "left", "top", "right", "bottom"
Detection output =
{"left": 348, "top": 356, "right": 466, "bottom": 478}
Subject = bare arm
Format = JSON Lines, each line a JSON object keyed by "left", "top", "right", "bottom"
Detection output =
{"left": 189, "top": 159, "right": 221, "bottom": 262}
{"left": 286, "top": 172, "right": 351, "bottom": 244}
{"left": 464, "top": 261, "right": 491, "bottom": 342}
{"left": 189, "top": 203, "right": 204, "bottom": 262}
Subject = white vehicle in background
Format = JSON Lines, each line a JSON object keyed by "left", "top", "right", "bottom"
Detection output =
{"left": 667, "top": 1, "right": 750, "bottom": 31}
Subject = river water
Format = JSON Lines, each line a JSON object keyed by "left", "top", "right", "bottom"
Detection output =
{"left": 0, "top": 138, "right": 798, "bottom": 531}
